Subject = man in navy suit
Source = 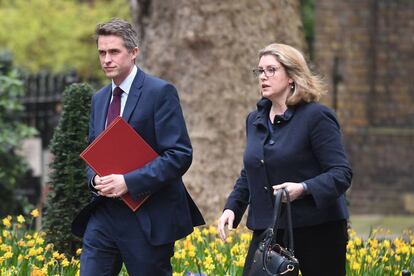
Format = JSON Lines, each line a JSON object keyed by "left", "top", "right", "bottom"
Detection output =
{"left": 71, "top": 18, "right": 204, "bottom": 275}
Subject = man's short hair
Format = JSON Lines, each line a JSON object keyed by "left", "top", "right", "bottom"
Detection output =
{"left": 95, "top": 18, "right": 138, "bottom": 51}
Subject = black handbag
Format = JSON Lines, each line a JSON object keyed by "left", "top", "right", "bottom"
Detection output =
{"left": 248, "top": 189, "right": 299, "bottom": 276}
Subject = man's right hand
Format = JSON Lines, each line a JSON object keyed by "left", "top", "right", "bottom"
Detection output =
{"left": 217, "top": 209, "right": 235, "bottom": 242}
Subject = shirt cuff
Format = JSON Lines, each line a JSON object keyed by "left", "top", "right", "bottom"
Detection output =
{"left": 89, "top": 176, "right": 99, "bottom": 196}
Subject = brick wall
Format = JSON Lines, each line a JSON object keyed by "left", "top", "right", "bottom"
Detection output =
{"left": 315, "top": 0, "right": 414, "bottom": 214}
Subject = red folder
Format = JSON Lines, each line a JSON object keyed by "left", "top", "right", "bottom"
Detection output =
{"left": 80, "top": 116, "right": 158, "bottom": 211}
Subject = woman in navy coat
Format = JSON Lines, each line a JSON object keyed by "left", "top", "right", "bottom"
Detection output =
{"left": 218, "top": 43, "right": 352, "bottom": 276}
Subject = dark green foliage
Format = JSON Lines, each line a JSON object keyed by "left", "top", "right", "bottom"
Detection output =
{"left": 0, "top": 63, "right": 37, "bottom": 216}
{"left": 300, "top": 0, "right": 315, "bottom": 59}
{"left": 0, "top": 0, "right": 130, "bottom": 82}
{"left": 42, "top": 83, "right": 93, "bottom": 256}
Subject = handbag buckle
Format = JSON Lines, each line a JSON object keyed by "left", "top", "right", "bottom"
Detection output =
{"left": 279, "top": 264, "right": 295, "bottom": 275}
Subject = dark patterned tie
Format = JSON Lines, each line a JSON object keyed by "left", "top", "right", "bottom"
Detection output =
{"left": 106, "top": 87, "right": 123, "bottom": 127}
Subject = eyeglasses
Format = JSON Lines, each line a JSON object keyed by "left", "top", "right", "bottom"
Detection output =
{"left": 252, "top": 66, "right": 280, "bottom": 78}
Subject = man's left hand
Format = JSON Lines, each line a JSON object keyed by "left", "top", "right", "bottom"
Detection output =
{"left": 95, "top": 174, "right": 128, "bottom": 198}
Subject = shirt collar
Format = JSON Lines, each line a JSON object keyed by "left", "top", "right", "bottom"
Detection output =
{"left": 111, "top": 65, "right": 138, "bottom": 96}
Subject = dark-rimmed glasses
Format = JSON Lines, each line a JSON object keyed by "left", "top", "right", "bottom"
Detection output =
{"left": 252, "top": 66, "right": 280, "bottom": 78}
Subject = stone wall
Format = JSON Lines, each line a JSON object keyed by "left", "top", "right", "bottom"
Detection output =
{"left": 315, "top": 0, "right": 414, "bottom": 214}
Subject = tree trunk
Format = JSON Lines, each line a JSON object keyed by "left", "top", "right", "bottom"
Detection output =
{"left": 130, "top": 0, "right": 306, "bottom": 222}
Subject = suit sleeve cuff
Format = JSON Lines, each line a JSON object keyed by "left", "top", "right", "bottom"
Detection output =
{"left": 301, "top": 182, "right": 309, "bottom": 195}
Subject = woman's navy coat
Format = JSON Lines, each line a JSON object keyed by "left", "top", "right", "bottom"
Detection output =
{"left": 224, "top": 98, "right": 352, "bottom": 230}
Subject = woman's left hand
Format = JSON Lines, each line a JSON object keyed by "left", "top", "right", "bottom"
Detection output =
{"left": 272, "top": 182, "right": 305, "bottom": 202}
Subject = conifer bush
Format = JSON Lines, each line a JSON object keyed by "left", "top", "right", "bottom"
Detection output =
{"left": 42, "top": 83, "right": 92, "bottom": 257}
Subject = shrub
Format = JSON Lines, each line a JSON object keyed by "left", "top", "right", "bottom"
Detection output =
{"left": 42, "top": 83, "right": 93, "bottom": 257}
{"left": 0, "top": 63, "right": 36, "bottom": 217}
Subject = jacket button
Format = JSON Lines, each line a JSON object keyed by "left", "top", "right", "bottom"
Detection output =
{"left": 276, "top": 120, "right": 281, "bottom": 124}
{"left": 264, "top": 186, "right": 268, "bottom": 190}
{"left": 260, "top": 159, "right": 264, "bottom": 164}
{"left": 269, "top": 140, "right": 275, "bottom": 145}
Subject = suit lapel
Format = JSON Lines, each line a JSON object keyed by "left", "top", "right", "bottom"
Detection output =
{"left": 97, "top": 84, "right": 112, "bottom": 134}
{"left": 123, "top": 68, "right": 145, "bottom": 122}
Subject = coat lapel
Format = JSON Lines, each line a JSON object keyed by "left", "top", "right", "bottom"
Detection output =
{"left": 253, "top": 97, "right": 271, "bottom": 129}
{"left": 122, "top": 68, "right": 145, "bottom": 122}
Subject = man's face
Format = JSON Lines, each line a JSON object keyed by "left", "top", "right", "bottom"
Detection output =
{"left": 97, "top": 35, "right": 138, "bottom": 85}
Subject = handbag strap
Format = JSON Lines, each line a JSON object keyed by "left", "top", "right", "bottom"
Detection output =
{"left": 271, "top": 189, "right": 294, "bottom": 253}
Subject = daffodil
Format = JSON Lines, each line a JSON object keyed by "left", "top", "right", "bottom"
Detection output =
{"left": 2, "top": 217, "right": 11, "bottom": 228}
{"left": 61, "top": 258, "right": 70, "bottom": 267}
{"left": 17, "top": 215, "right": 25, "bottom": 224}
{"left": 31, "top": 209, "right": 40, "bottom": 218}
{"left": 3, "top": 251, "right": 13, "bottom": 259}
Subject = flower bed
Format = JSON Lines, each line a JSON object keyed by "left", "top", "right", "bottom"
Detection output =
{"left": 1, "top": 211, "right": 413, "bottom": 275}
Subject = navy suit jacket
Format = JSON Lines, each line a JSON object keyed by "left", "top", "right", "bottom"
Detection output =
{"left": 224, "top": 98, "right": 352, "bottom": 230}
{"left": 72, "top": 68, "right": 204, "bottom": 245}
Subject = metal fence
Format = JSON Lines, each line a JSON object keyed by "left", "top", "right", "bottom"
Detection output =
{"left": 22, "top": 70, "right": 78, "bottom": 147}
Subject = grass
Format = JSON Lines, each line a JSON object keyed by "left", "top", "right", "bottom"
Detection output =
{"left": 349, "top": 214, "right": 414, "bottom": 238}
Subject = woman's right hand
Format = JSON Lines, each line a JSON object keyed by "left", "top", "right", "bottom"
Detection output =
{"left": 217, "top": 209, "right": 235, "bottom": 242}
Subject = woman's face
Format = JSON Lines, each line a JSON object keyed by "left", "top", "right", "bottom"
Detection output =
{"left": 257, "top": 55, "right": 292, "bottom": 102}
